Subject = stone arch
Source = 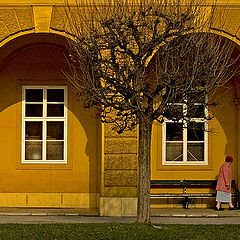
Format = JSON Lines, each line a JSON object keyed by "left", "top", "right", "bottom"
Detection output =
{"left": 0, "top": 32, "right": 100, "bottom": 208}
{"left": 0, "top": 32, "right": 73, "bottom": 68}
{"left": 0, "top": 5, "right": 74, "bottom": 50}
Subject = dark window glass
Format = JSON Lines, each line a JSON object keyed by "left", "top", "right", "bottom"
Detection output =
{"left": 26, "top": 89, "right": 43, "bottom": 102}
{"left": 46, "top": 141, "right": 64, "bottom": 160}
{"left": 26, "top": 104, "right": 43, "bottom": 117}
{"left": 25, "top": 142, "right": 42, "bottom": 160}
{"left": 166, "top": 123, "right": 183, "bottom": 141}
{"left": 163, "top": 87, "right": 184, "bottom": 103}
{"left": 187, "top": 122, "right": 204, "bottom": 141}
{"left": 47, "top": 121, "right": 64, "bottom": 140}
{"left": 47, "top": 104, "right": 64, "bottom": 117}
{"left": 166, "top": 142, "right": 183, "bottom": 161}
{"left": 47, "top": 89, "right": 64, "bottom": 102}
{"left": 187, "top": 105, "right": 205, "bottom": 118}
{"left": 187, "top": 143, "right": 204, "bottom": 161}
{"left": 188, "top": 92, "right": 205, "bottom": 103}
{"left": 164, "top": 105, "right": 183, "bottom": 120}
{"left": 25, "top": 122, "right": 42, "bottom": 140}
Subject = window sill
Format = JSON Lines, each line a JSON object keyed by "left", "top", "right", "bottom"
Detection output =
{"left": 21, "top": 160, "right": 67, "bottom": 164}
{"left": 162, "top": 162, "right": 208, "bottom": 166}
{"left": 16, "top": 162, "right": 72, "bottom": 170}
{"left": 156, "top": 164, "right": 213, "bottom": 171}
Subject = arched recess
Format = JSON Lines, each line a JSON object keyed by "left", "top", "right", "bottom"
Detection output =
{"left": 0, "top": 32, "right": 101, "bottom": 209}
{"left": 148, "top": 32, "right": 240, "bottom": 206}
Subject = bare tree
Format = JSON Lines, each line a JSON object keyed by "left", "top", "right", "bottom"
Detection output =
{"left": 64, "top": 0, "right": 237, "bottom": 223}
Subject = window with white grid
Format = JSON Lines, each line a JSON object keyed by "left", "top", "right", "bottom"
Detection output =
{"left": 22, "top": 86, "right": 67, "bottom": 164}
{"left": 162, "top": 102, "right": 208, "bottom": 165}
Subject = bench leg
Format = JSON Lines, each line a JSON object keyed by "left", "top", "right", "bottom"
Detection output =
{"left": 236, "top": 189, "right": 240, "bottom": 209}
{"left": 184, "top": 196, "right": 189, "bottom": 209}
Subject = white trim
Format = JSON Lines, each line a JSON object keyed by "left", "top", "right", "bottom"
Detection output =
{"left": 162, "top": 102, "right": 208, "bottom": 166}
{"left": 21, "top": 86, "right": 68, "bottom": 164}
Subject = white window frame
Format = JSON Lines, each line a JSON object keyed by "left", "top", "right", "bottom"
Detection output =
{"left": 162, "top": 102, "right": 208, "bottom": 165}
{"left": 22, "top": 86, "right": 68, "bottom": 164}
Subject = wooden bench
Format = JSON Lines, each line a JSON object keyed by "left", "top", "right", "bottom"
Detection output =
{"left": 150, "top": 179, "right": 239, "bottom": 209}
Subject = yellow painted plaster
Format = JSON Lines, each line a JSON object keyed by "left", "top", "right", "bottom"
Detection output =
{"left": 100, "top": 197, "right": 137, "bottom": 217}
{"left": 0, "top": 0, "right": 239, "bottom": 5}
{"left": 0, "top": 0, "right": 239, "bottom": 212}
{"left": 0, "top": 35, "right": 101, "bottom": 208}
{"left": 33, "top": 6, "right": 52, "bottom": 32}
{"left": 0, "top": 193, "right": 99, "bottom": 208}
{"left": 0, "top": 2, "right": 240, "bottom": 51}
{"left": 151, "top": 99, "right": 237, "bottom": 181}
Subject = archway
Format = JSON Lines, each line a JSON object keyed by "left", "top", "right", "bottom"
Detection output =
{"left": 0, "top": 33, "right": 100, "bottom": 209}
{"left": 149, "top": 33, "right": 240, "bottom": 208}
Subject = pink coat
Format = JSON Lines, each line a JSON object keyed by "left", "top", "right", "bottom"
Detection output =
{"left": 216, "top": 162, "right": 232, "bottom": 193}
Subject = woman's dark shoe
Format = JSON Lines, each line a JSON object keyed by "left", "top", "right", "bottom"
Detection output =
{"left": 215, "top": 207, "right": 224, "bottom": 211}
{"left": 229, "top": 207, "right": 237, "bottom": 210}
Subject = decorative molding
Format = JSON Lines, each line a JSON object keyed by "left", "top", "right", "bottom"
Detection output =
{"left": 33, "top": 5, "right": 52, "bottom": 32}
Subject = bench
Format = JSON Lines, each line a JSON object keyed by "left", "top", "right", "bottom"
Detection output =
{"left": 150, "top": 179, "right": 239, "bottom": 209}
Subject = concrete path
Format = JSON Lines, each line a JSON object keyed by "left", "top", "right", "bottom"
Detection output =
{"left": 150, "top": 217, "right": 240, "bottom": 224}
{"left": 0, "top": 208, "right": 238, "bottom": 224}
{"left": 0, "top": 215, "right": 239, "bottom": 224}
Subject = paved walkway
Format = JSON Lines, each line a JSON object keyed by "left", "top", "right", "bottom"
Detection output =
{"left": 150, "top": 208, "right": 240, "bottom": 217}
{"left": 0, "top": 208, "right": 239, "bottom": 224}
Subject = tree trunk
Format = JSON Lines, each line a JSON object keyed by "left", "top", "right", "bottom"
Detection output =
{"left": 137, "top": 116, "right": 153, "bottom": 223}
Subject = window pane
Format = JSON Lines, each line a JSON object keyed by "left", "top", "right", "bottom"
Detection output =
{"left": 166, "top": 142, "right": 183, "bottom": 161}
{"left": 47, "top": 141, "right": 64, "bottom": 160}
{"left": 187, "top": 143, "right": 204, "bottom": 161}
{"left": 26, "top": 89, "right": 43, "bottom": 102}
{"left": 47, "top": 104, "right": 64, "bottom": 117}
{"left": 25, "top": 122, "right": 42, "bottom": 140}
{"left": 188, "top": 92, "right": 205, "bottom": 103}
{"left": 187, "top": 105, "right": 205, "bottom": 118}
{"left": 26, "top": 104, "right": 43, "bottom": 117}
{"left": 25, "top": 142, "right": 42, "bottom": 160}
{"left": 47, "top": 89, "right": 64, "bottom": 102}
{"left": 164, "top": 105, "right": 183, "bottom": 120}
{"left": 187, "top": 122, "right": 204, "bottom": 141}
{"left": 163, "top": 88, "right": 184, "bottom": 103}
{"left": 47, "top": 121, "right": 64, "bottom": 140}
{"left": 166, "top": 123, "right": 183, "bottom": 141}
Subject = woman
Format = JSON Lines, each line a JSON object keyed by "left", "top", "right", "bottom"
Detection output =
{"left": 215, "top": 156, "right": 236, "bottom": 210}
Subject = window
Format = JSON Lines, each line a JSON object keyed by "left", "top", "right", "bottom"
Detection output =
{"left": 22, "top": 86, "right": 67, "bottom": 164}
{"left": 162, "top": 101, "right": 208, "bottom": 165}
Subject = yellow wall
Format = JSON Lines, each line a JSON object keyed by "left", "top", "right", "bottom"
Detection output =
{"left": 0, "top": 0, "right": 240, "bottom": 212}
{"left": 151, "top": 87, "right": 238, "bottom": 180}
{"left": 0, "top": 33, "right": 100, "bottom": 208}
{"left": 150, "top": 86, "right": 239, "bottom": 208}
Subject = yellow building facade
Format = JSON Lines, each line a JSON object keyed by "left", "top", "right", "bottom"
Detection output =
{"left": 0, "top": 0, "right": 240, "bottom": 216}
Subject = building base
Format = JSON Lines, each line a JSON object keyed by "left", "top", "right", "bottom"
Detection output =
{"left": 100, "top": 197, "right": 137, "bottom": 217}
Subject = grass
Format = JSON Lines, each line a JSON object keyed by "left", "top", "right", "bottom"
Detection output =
{"left": 0, "top": 223, "right": 239, "bottom": 239}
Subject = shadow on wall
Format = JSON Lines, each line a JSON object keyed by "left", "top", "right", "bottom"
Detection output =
{"left": 205, "top": 42, "right": 240, "bottom": 176}
{"left": 210, "top": 79, "right": 238, "bottom": 173}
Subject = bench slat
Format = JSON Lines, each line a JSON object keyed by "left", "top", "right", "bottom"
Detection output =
{"left": 151, "top": 193, "right": 215, "bottom": 197}
{"left": 151, "top": 180, "right": 236, "bottom": 188}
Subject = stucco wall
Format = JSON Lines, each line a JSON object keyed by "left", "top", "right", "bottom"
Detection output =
{"left": 0, "top": 1, "right": 239, "bottom": 212}
{"left": 151, "top": 90, "right": 238, "bottom": 181}
{"left": 0, "top": 36, "right": 100, "bottom": 208}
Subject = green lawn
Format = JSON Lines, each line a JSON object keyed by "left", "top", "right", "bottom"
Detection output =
{"left": 0, "top": 223, "right": 239, "bottom": 240}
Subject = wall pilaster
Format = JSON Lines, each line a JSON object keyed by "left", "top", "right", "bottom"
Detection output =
{"left": 234, "top": 98, "right": 240, "bottom": 185}
{"left": 100, "top": 122, "right": 138, "bottom": 216}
